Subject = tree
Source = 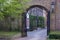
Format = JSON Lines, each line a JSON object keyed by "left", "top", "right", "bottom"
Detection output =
{"left": 0, "top": 0, "right": 29, "bottom": 20}
{"left": 0, "top": 0, "right": 29, "bottom": 31}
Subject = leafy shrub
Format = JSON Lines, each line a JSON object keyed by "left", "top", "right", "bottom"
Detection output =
{"left": 49, "top": 34, "right": 60, "bottom": 39}
{"left": 49, "top": 31, "right": 60, "bottom": 39}
{"left": 29, "top": 15, "right": 45, "bottom": 29}
{"left": 29, "top": 15, "right": 37, "bottom": 30}
{"left": 38, "top": 16, "right": 45, "bottom": 28}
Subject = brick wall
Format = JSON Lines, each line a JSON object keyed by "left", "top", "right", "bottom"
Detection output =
{"left": 55, "top": 0, "right": 60, "bottom": 31}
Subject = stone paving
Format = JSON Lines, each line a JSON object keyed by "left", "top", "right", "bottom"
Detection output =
{"left": 14, "top": 28, "right": 47, "bottom": 40}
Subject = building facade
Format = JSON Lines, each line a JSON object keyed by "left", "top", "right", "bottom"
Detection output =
{"left": 26, "top": 0, "right": 60, "bottom": 31}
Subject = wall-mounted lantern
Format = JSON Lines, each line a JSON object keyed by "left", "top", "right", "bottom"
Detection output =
{"left": 51, "top": 2, "right": 55, "bottom": 13}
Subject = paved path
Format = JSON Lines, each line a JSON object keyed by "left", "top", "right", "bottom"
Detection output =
{"left": 14, "top": 28, "right": 47, "bottom": 40}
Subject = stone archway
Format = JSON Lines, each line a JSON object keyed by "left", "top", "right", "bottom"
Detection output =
{"left": 25, "top": 5, "right": 50, "bottom": 35}
{"left": 26, "top": 5, "right": 49, "bottom": 12}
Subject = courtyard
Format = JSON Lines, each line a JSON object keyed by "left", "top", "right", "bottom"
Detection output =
{"left": 14, "top": 28, "right": 47, "bottom": 40}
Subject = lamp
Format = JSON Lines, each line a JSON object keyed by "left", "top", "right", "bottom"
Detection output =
{"left": 51, "top": 2, "right": 55, "bottom": 13}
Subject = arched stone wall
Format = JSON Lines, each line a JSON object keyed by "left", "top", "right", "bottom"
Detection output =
{"left": 26, "top": 5, "right": 49, "bottom": 13}
{"left": 25, "top": 5, "right": 50, "bottom": 34}
{"left": 26, "top": 0, "right": 51, "bottom": 11}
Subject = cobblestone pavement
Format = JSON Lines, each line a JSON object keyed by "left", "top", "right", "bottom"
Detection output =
{"left": 14, "top": 28, "right": 47, "bottom": 40}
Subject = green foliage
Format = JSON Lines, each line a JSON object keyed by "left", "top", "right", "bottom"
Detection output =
{"left": 0, "top": 31, "right": 20, "bottom": 36}
{"left": 0, "top": 0, "right": 29, "bottom": 20}
{"left": 30, "top": 15, "right": 37, "bottom": 26}
{"left": 30, "top": 15, "right": 45, "bottom": 29}
{"left": 49, "top": 34, "right": 60, "bottom": 39}
{"left": 29, "top": 15, "right": 37, "bottom": 30}
{"left": 49, "top": 31, "right": 60, "bottom": 39}
{"left": 0, "top": 0, "right": 29, "bottom": 31}
{"left": 30, "top": 15, "right": 36, "bottom": 20}
{"left": 38, "top": 16, "right": 45, "bottom": 28}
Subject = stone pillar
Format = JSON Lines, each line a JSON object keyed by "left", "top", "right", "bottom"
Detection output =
{"left": 50, "top": 0, "right": 56, "bottom": 31}
{"left": 50, "top": 13, "right": 55, "bottom": 31}
{"left": 55, "top": 0, "right": 60, "bottom": 31}
{"left": 21, "top": 13, "right": 27, "bottom": 37}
